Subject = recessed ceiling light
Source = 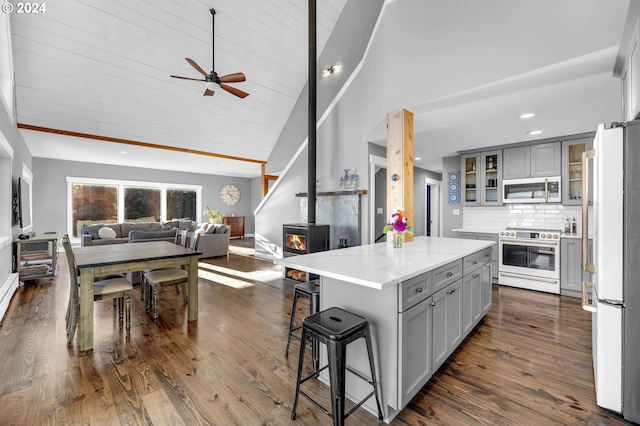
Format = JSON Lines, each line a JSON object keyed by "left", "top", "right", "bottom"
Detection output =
{"left": 520, "top": 112, "right": 536, "bottom": 119}
{"left": 120, "top": 150, "right": 127, "bottom": 154}
{"left": 527, "top": 130, "right": 542, "bottom": 135}
{"left": 415, "top": 157, "right": 422, "bottom": 161}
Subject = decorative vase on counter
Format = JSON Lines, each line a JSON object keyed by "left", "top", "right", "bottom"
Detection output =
{"left": 393, "top": 232, "right": 404, "bottom": 248}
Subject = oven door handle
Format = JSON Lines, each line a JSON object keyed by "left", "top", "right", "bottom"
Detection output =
{"left": 499, "top": 272, "right": 558, "bottom": 284}
{"left": 499, "top": 238, "right": 559, "bottom": 246}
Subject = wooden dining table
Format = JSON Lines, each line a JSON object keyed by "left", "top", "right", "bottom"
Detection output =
{"left": 73, "top": 241, "right": 201, "bottom": 352}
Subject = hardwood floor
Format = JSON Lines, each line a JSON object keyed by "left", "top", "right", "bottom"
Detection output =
{"left": 0, "top": 248, "right": 631, "bottom": 425}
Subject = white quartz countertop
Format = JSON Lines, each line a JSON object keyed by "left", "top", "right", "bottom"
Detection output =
{"left": 274, "top": 236, "right": 494, "bottom": 290}
{"left": 452, "top": 228, "right": 501, "bottom": 235}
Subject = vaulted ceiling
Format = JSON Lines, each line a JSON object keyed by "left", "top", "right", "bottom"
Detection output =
{"left": 11, "top": 0, "right": 347, "bottom": 177}
{"left": 10, "top": 0, "right": 633, "bottom": 177}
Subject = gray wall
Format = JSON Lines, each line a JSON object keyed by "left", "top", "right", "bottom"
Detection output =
{"left": 32, "top": 158, "right": 255, "bottom": 240}
{"left": 442, "top": 155, "right": 463, "bottom": 237}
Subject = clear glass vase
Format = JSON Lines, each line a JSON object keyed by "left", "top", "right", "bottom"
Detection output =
{"left": 393, "top": 232, "right": 403, "bottom": 248}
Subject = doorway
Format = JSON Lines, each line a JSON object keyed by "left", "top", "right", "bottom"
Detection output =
{"left": 369, "top": 154, "right": 442, "bottom": 241}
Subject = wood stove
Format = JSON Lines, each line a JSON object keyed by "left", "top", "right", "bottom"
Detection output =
{"left": 283, "top": 223, "right": 329, "bottom": 282}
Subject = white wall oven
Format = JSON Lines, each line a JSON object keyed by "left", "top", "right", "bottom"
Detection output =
{"left": 498, "top": 227, "right": 561, "bottom": 294}
{"left": 503, "top": 176, "right": 561, "bottom": 203}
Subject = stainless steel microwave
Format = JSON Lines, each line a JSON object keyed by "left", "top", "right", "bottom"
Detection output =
{"left": 502, "top": 176, "right": 561, "bottom": 203}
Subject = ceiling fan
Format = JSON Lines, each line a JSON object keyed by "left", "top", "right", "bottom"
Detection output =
{"left": 170, "top": 8, "right": 249, "bottom": 99}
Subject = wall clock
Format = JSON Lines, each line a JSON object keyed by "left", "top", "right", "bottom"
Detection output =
{"left": 220, "top": 184, "right": 240, "bottom": 205}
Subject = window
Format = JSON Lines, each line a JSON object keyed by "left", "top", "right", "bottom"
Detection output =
{"left": 67, "top": 177, "right": 202, "bottom": 239}
{"left": 71, "top": 183, "right": 118, "bottom": 238}
{"left": 124, "top": 186, "right": 160, "bottom": 222}
{"left": 167, "top": 188, "right": 198, "bottom": 220}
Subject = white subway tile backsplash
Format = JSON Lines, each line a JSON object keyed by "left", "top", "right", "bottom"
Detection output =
{"left": 463, "top": 204, "right": 593, "bottom": 234}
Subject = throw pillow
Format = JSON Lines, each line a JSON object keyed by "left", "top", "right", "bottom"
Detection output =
{"left": 98, "top": 227, "right": 117, "bottom": 239}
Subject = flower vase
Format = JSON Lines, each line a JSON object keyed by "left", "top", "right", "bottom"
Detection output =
{"left": 393, "top": 232, "right": 403, "bottom": 248}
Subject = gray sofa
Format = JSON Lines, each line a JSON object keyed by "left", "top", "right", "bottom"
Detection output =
{"left": 81, "top": 220, "right": 196, "bottom": 246}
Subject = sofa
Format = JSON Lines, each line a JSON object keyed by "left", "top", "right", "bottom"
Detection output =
{"left": 189, "top": 223, "right": 231, "bottom": 259}
{"left": 80, "top": 219, "right": 196, "bottom": 246}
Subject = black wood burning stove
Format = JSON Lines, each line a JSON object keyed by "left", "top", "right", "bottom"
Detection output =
{"left": 283, "top": 223, "right": 329, "bottom": 282}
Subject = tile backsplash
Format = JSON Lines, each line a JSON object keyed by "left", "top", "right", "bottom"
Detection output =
{"left": 463, "top": 204, "right": 593, "bottom": 234}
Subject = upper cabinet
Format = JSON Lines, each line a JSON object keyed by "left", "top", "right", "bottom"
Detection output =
{"left": 461, "top": 150, "right": 502, "bottom": 206}
{"left": 561, "top": 137, "right": 593, "bottom": 205}
{"left": 502, "top": 142, "right": 561, "bottom": 179}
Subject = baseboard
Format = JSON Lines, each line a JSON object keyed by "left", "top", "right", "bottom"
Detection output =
{"left": 0, "top": 273, "right": 19, "bottom": 323}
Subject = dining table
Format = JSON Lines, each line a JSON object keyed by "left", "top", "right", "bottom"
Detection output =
{"left": 73, "top": 241, "right": 201, "bottom": 352}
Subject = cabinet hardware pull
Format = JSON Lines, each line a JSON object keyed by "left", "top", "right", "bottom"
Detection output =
{"left": 447, "top": 272, "right": 453, "bottom": 277}
{"left": 582, "top": 149, "right": 596, "bottom": 273}
{"left": 581, "top": 281, "right": 596, "bottom": 313}
{"left": 416, "top": 287, "right": 422, "bottom": 293}
{"left": 473, "top": 260, "right": 478, "bottom": 264}
{"left": 448, "top": 288, "right": 456, "bottom": 294}
{"left": 473, "top": 273, "right": 479, "bottom": 278}
{"left": 431, "top": 300, "right": 436, "bottom": 306}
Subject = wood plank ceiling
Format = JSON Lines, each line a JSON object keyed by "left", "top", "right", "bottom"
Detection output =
{"left": 10, "top": 0, "right": 346, "bottom": 177}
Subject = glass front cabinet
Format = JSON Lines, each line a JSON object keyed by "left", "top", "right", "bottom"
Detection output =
{"left": 461, "top": 150, "right": 502, "bottom": 206}
{"left": 561, "top": 137, "right": 593, "bottom": 205}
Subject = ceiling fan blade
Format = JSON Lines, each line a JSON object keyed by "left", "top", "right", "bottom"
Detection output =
{"left": 186, "top": 58, "right": 209, "bottom": 78}
{"left": 204, "top": 89, "right": 215, "bottom": 96}
{"left": 219, "top": 72, "right": 246, "bottom": 83}
{"left": 170, "top": 75, "right": 206, "bottom": 82}
{"left": 220, "top": 83, "right": 249, "bottom": 99}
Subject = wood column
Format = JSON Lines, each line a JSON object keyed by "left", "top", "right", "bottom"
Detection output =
{"left": 386, "top": 109, "right": 414, "bottom": 242}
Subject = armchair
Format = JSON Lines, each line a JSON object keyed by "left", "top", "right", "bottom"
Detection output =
{"left": 189, "top": 224, "right": 230, "bottom": 260}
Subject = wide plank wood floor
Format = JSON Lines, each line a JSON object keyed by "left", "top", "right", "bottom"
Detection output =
{"left": 0, "top": 245, "right": 631, "bottom": 425}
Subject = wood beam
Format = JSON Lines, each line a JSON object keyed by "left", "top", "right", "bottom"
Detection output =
{"left": 386, "top": 109, "right": 414, "bottom": 242}
{"left": 17, "top": 123, "right": 265, "bottom": 165}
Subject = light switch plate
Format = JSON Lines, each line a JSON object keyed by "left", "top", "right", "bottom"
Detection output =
{"left": 453, "top": 209, "right": 460, "bottom": 216}
{"left": 377, "top": 208, "right": 383, "bottom": 214}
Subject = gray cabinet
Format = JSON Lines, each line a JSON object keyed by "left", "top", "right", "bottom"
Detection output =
{"left": 503, "top": 142, "right": 561, "bottom": 179}
{"left": 562, "top": 137, "right": 593, "bottom": 205}
{"left": 398, "top": 298, "right": 432, "bottom": 407}
{"left": 461, "top": 150, "right": 502, "bottom": 206}
{"left": 561, "top": 237, "right": 593, "bottom": 297}
{"left": 462, "top": 270, "right": 481, "bottom": 336}
{"left": 432, "top": 279, "right": 463, "bottom": 372}
{"left": 481, "top": 263, "right": 492, "bottom": 316}
{"left": 458, "top": 232, "right": 498, "bottom": 280}
{"left": 432, "top": 259, "right": 462, "bottom": 293}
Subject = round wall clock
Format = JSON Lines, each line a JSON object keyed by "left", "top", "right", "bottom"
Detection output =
{"left": 220, "top": 184, "right": 240, "bottom": 205}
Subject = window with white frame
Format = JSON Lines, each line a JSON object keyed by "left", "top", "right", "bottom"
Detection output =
{"left": 67, "top": 177, "right": 202, "bottom": 239}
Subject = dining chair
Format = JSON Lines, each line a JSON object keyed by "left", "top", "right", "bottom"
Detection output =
{"left": 61, "top": 235, "right": 134, "bottom": 346}
{"left": 142, "top": 230, "right": 199, "bottom": 320}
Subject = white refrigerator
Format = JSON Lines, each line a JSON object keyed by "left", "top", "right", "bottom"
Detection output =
{"left": 582, "top": 121, "right": 640, "bottom": 423}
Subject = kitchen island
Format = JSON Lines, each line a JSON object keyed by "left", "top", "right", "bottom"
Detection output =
{"left": 275, "top": 236, "right": 495, "bottom": 423}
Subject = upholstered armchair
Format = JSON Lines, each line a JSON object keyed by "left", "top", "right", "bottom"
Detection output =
{"left": 189, "top": 224, "right": 230, "bottom": 259}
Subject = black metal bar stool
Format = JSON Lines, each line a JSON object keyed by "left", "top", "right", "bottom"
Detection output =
{"left": 291, "top": 306, "right": 383, "bottom": 425}
{"left": 285, "top": 281, "right": 320, "bottom": 370}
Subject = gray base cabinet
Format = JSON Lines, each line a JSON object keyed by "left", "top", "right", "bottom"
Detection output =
{"left": 561, "top": 237, "right": 593, "bottom": 297}
{"left": 319, "top": 244, "right": 494, "bottom": 422}
{"left": 458, "top": 232, "right": 498, "bottom": 280}
{"left": 399, "top": 299, "right": 432, "bottom": 407}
